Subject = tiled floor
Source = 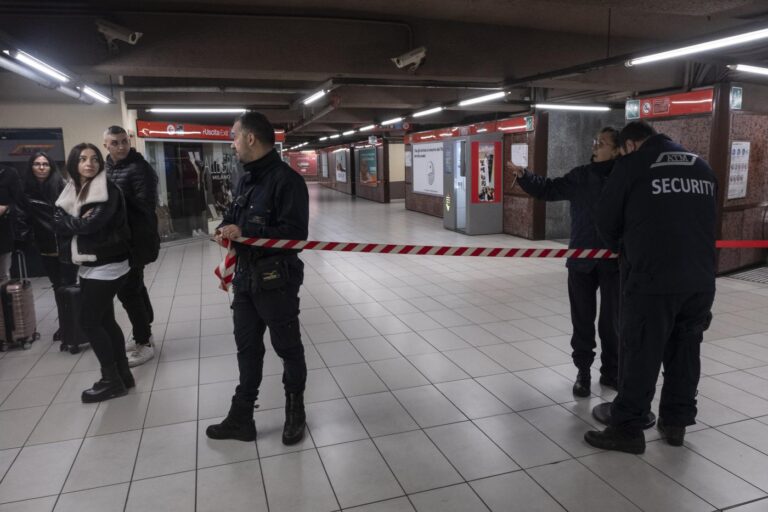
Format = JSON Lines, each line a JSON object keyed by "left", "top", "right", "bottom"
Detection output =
{"left": 1, "top": 182, "right": 768, "bottom": 511}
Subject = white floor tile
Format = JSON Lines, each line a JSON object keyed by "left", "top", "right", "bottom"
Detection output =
{"left": 64, "top": 430, "right": 141, "bottom": 492}
{"left": 471, "top": 471, "right": 565, "bottom": 512}
{"left": 261, "top": 450, "right": 338, "bottom": 512}
{"left": 133, "top": 421, "right": 197, "bottom": 479}
{"left": 0, "top": 440, "right": 80, "bottom": 503}
{"left": 53, "top": 483, "right": 129, "bottom": 512}
{"left": 410, "top": 483, "right": 490, "bottom": 512}
{"left": 197, "top": 460, "right": 268, "bottom": 512}
{"left": 125, "top": 471, "right": 196, "bottom": 512}
{"left": 393, "top": 385, "right": 467, "bottom": 428}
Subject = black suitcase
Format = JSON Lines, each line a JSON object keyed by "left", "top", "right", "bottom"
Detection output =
{"left": 55, "top": 285, "right": 88, "bottom": 354}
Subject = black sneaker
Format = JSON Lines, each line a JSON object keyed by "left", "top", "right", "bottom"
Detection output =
{"left": 584, "top": 426, "right": 645, "bottom": 454}
{"left": 573, "top": 370, "right": 591, "bottom": 398}
{"left": 657, "top": 418, "right": 685, "bottom": 446}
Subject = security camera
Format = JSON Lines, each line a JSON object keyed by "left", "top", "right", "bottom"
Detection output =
{"left": 96, "top": 19, "right": 143, "bottom": 46}
{"left": 391, "top": 46, "right": 426, "bottom": 71}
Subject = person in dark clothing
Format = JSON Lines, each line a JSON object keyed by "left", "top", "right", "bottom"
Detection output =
{"left": 584, "top": 121, "right": 717, "bottom": 454}
{"left": 206, "top": 111, "right": 309, "bottom": 446}
{"left": 21, "top": 152, "right": 79, "bottom": 340}
{"left": 507, "top": 127, "right": 621, "bottom": 397}
{"left": 0, "top": 165, "right": 21, "bottom": 282}
{"left": 54, "top": 143, "right": 134, "bottom": 403}
{"left": 103, "top": 126, "right": 160, "bottom": 368}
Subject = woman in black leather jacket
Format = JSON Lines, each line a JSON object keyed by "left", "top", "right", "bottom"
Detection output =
{"left": 22, "top": 152, "right": 78, "bottom": 341}
{"left": 54, "top": 143, "right": 134, "bottom": 403}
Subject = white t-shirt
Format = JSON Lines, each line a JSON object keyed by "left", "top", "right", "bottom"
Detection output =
{"left": 78, "top": 259, "right": 130, "bottom": 281}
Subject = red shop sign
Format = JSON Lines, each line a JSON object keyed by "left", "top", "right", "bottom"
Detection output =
{"left": 626, "top": 89, "right": 714, "bottom": 120}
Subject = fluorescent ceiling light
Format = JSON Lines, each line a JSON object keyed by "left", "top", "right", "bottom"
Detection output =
{"left": 319, "top": 136, "right": 329, "bottom": 141}
{"left": 729, "top": 63, "right": 768, "bottom": 76}
{"left": 476, "top": 128, "right": 488, "bottom": 133}
{"left": 11, "top": 50, "right": 70, "bottom": 82}
{"left": 148, "top": 108, "right": 245, "bottom": 113}
{"left": 329, "top": 134, "right": 340, "bottom": 139}
{"left": 303, "top": 89, "right": 327, "bottom": 105}
{"left": 627, "top": 27, "right": 768, "bottom": 66}
{"left": 458, "top": 91, "right": 507, "bottom": 106}
{"left": 535, "top": 103, "right": 610, "bottom": 112}
{"left": 359, "top": 124, "right": 376, "bottom": 131}
{"left": 342, "top": 130, "right": 356, "bottom": 136}
{"left": 82, "top": 86, "right": 112, "bottom": 103}
{"left": 381, "top": 117, "right": 403, "bottom": 126}
{"left": 413, "top": 106, "right": 444, "bottom": 118}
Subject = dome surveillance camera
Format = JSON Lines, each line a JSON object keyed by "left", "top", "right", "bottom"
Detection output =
{"left": 96, "top": 19, "right": 143, "bottom": 45}
{"left": 391, "top": 47, "right": 427, "bottom": 71}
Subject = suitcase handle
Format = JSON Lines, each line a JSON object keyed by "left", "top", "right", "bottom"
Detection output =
{"left": 13, "top": 250, "right": 27, "bottom": 281}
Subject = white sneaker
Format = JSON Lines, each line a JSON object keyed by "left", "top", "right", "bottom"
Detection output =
{"left": 125, "top": 335, "right": 153, "bottom": 355}
{"left": 128, "top": 342, "right": 155, "bottom": 367}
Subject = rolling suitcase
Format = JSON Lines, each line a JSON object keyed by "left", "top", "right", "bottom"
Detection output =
{"left": 55, "top": 285, "right": 88, "bottom": 354}
{"left": 0, "top": 251, "right": 40, "bottom": 351}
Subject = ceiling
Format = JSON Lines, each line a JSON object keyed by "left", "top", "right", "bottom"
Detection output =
{"left": 1, "top": 0, "right": 768, "bottom": 147}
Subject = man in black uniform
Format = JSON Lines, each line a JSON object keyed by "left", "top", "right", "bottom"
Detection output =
{"left": 507, "top": 127, "right": 621, "bottom": 397}
{"left": 585, "top": 121, "right": 717, "bottom": 454}
{"left": 206, "top": 112, "right": 309, "bottom": 445}
{"left": 104, "top": 126, "right": 160, "bottom": 367}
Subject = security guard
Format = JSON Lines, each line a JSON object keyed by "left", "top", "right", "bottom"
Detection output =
{"left": 507, "top": 127, "right": 621, "bottom": 398}
{"left": 585, "top": 121, "right": 716, "bottom": 454}
{"left": 206, "top": 112, "right": 309, "bottom": 445}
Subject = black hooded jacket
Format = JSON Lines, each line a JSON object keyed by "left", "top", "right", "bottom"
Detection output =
{"left": 106, "top": 148, "right": 160, "bottom": 266}
{"left": 21, "top": 170, "right": 65, "bottom": 254}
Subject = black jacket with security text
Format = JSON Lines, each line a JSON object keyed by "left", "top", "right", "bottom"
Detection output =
{"left": 106, "top": 149, "right": 160, "bottom": 266}
{"left": 597, "top": 134, "right": 717, "bottom": 295}
{"left": 221, "top": 149, "right": 309, "bottom": 258}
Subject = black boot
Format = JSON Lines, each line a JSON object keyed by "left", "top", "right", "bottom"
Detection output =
{"left": 573, "top": 369, "right": 591, "bottom": 398}
{"left": 53, "top": 329, "right": 61, "bottom": 341}
{"left": 206, "top": 397, "right": 256, "bottom": 442}
{"left": 82, "top": 364, "right": 128, "bottom": 403}
{"left": 282, "top": 392, "right": 306, "bottom": 446}
{"left": 116, "top": 358, "right": 135, "bottom": 389}
{"left": 584, "top": 426, "right": 645, "bottom": 454}
{"left": 657, "top": 418, "right": 685, "bottom": 446}
{"left": 592, "top": 402, "right": 657, "bottom": 430}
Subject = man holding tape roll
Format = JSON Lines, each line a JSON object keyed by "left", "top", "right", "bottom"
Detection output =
{"left": 585, "top": 121, "right": 717, "bottom": 454}
{"left": 207, "top": 112, "right": 309, "bottom": 445}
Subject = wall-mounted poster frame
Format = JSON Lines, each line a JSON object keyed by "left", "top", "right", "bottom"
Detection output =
{"left": 412, "top": 142, "right": 444, "bottom": 196}
{"left": 358, "top": 147, "right": 378, "bottom": 186}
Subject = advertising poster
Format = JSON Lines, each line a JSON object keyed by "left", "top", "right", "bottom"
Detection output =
{"left": 727, "top": 141, "right": 750, "bottom": 200}
{"left": 335, "top": 151, "right": 348, "bottom": 183}
{"left": 288, "top": 152, "right": 318, "bottom": 176}
{"left": 358, "top": 147, "right": 377, "bottom": 186}
{"left": 510, "top": 143, "right": 528, "bottom": 167}
{"left": 412, "top": 143, "right": 444, "bottom": 196}
{"left": 321, "top": 152, "right": 329, "bottom": 178}
{"left": 471, "top": 141, "right": 502, "bottom": 203}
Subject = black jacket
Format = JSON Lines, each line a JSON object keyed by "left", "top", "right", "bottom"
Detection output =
{"left": 517, "top": 159, "right": 617, "bottom": 272}
{"left": 106, "top": 149, "right": 160, "bottom": 266}
{"left": 0, "top": 166, "right": 21, "bottom": 254}
{"left": 597, "top": 134, "right": 717, "bottom": 295}
{"left": 221, "top": 149, "right": 309, "bottom": 258}
{"left": 54, "top": 170, "right": 131, "bottom": 267}
{"left": 21, "top": 171, "right": 65, "bottom": 254}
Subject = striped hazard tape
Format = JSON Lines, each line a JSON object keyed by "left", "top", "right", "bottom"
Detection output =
{"left": 213, "top": 237, "right": 768, "bottom": 290}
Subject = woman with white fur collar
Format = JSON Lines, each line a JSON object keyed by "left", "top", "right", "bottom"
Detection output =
{"left": 54, "top": 143, "right": 134, "bottom": 403}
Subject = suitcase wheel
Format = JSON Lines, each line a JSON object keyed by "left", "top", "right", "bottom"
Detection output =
{"left": 22, "top": 342, "right": 31, "bottom": 350}
{"left": 68, "top": 345, "right": 80, "bottom": 355}
{"left": 33, "top": 332, "right": 41, "bottom": 341}
{"left": 59, "top": 343, "right": 68, "bottom": 352}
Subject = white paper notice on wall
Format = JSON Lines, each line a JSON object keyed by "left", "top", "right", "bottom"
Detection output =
{"left": 405, "top": 151, "right": 413, "bottom": 167}
{"left": 727, "top": 141, "right": 750, "bottom": 200}
{"left": 510, "top": 144, "right": 529, "bottom": 167}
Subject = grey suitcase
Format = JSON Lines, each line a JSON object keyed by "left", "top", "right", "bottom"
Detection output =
{"left": 0, "top": 251, "right": 40, "bottom": 351}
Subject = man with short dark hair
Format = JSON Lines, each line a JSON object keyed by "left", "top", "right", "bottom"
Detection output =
{"left": 585, "top": 120, "right": 717, "bottom": 454}
{"left": 104, "top": 126, "right": 160, "bottom": 367}
{"left": 206, "top": 111, "right": 309, "bottom": 445}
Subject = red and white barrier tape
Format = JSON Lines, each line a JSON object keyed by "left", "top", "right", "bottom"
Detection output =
{"left": 213, "top": 237, "right": 768, "bottom": 290}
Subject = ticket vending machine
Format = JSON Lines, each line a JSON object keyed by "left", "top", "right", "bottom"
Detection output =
{"left": 443, "top": 133, "right": 503, "bottom": 235}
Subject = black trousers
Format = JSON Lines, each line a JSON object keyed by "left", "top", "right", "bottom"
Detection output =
{"left": 231, "top": 256, "right": 306, "bottom": 403}
{"left": 81, "top": 275, "right": 129, "bottom": 368}
{"left": 568, "top": 262, "right": 620, "bottom": 379}
{"left": 610, "top": 290, "right": 715, "bottom": 433}
{"left": 117, "top": 265, "right": 154, "bottom": 345}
